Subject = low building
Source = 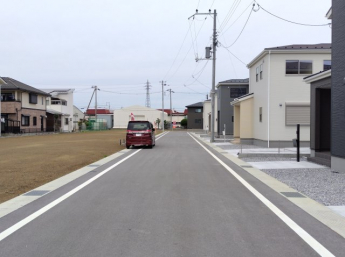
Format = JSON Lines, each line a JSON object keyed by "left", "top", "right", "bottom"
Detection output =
{"left": 1, "top": 77, "right": 50, "bottom": 133}
{"left": 157, "top": 109, "right": 186, "bottom": 128}
{"left": 73, "top": 106, "right": 84, "bottom": 131}
{"left": 86, "top": 108, "right": 113, "bottom": 129}
{"left": 113, "top": 105, "right": 168, "bottom": 129}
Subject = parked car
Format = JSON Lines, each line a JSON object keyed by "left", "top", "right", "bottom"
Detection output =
{"left": 126, "top": 121, "right": 155, "bottom": 149}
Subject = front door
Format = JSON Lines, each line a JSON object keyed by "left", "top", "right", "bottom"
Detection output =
{"left": 41, "top": 116, "right": 44, "bottom": 132}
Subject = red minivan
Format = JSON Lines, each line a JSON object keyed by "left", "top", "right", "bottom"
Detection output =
{"left": 126, "top": 121, "right": 155, "bottom": 149}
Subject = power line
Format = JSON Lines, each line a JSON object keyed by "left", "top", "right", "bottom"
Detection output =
{"left": 221, "top": 46, "right": 247, "bottom": 65}
{"left": 222, "top": 4, "right": 254, "bottom": 48}
{"left": 219, "top": 0, "right": 242, "bottom": 32}
{"left": 221, "top": 1, "right": 254, "bottom": 35}
{"left": 254, "top": 1, "right": 331, "bottom": 27}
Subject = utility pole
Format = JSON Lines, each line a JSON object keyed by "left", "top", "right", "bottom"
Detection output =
{"left": 167, "top": 89, "right": 175, "bottom": 130}
{"left": 189, "top": 9, "right": 217, "bottom": 142}
{"left": 159, "top": 81, "right": 166, "bottom": 131}
{"left": 91, "top": 85, "right": 99, "bottom": 120}
{"left": 145, "top": 80, "right": 151, "bottom": 108}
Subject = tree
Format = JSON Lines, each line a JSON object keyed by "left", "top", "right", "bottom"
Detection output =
{"left": 156, "top": 118, "right": 161, "bottom": 129}
{"left": 181, "top": 118, "right": 187, "bottom": 128}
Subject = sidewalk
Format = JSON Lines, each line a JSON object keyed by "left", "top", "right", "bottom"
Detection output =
{"left": 193, "top": 133, "right": 345, "bottom": 220}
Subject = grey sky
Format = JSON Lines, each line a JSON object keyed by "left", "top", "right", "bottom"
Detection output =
{"left": 0, "top": 0, "right": 331, "bottom": 111}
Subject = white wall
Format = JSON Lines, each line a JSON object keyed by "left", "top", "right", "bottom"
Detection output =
{"left": 249, "top": 51, "right": 331, "bottom": 143}
{"left": 113, "top": 106, "right": 168, "bottom": 128}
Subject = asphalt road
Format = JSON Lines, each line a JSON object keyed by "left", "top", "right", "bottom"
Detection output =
{"left": 0, "top": 132, "right": 345, "bottom": 257}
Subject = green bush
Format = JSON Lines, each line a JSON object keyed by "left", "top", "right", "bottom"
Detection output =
{"left": 180, "top": 118, "right": 187, "bottom": 128}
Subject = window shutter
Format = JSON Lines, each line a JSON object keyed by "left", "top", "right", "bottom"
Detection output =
{"left": 285, "top": 103, "right": 310, "bottom": 125}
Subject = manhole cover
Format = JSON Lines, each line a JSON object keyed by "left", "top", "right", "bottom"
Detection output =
{"left": 280, "top": 192, "right": 305, "bottom": 198}
{"left": 24, "top": 190, "right": 50, "bottom": 196}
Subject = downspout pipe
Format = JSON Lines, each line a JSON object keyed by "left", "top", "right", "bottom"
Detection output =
{"left": 268, "top": 50, "right": 271, "bottom": 148}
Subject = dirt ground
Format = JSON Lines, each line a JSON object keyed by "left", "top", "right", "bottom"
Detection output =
{"left": 0, "top": 130, "right": 132, "bottom": 204}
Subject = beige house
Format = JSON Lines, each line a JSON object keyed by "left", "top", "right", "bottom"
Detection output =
{"left": 1, "top": 77, "right": 50, "bottom": 133}
{"left": 231, "top": 44, "right": 331, "bottom": 147}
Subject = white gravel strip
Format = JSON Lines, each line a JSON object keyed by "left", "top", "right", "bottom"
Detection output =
{"left": 261, "top": 168, "right": 345, "bottom": 206}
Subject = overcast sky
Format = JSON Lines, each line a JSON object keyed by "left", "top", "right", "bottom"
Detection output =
{"left": 0, "top": 0, "right": 331, "bottom": 112}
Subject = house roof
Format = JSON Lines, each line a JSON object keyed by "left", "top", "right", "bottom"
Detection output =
{"left": 303, "top": 69, "right": 331, "bottom": 83}
{"left": 86, "top": 109, "right": 112, "bottom": 115}
{"left": 326, "top": 7, "right": 332, "bottom": 19}
{"left": 247, "top": 43, "right": 332, "bottom": 68}
{"left": 1, "top": 77, "right": 50, "bottom": 96}
{"left": 264, "top": 43, "right": 331, "bottom": 50}
{"left": 186, "top": 102, "right": 204, "bottom": 108}
{"left": 218, "top": 78, "right": 249, "bottom": 84}
{"left": 40, "top": 88, "right": 74, "bottom": 97}
{"left": 230, "top": 93, "right": 254, "bottom": 106}
{"left": 157, "top": 109, "right": 186, "bottom": 116}
{"left": 0, "top": 77, "right": 6, "bottom": 84}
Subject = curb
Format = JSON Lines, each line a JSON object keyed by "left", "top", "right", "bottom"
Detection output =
{"left": 191, "top": 133, "right": 345, "bottom": 239}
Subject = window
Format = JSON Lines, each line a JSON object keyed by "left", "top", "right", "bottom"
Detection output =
{"left": 42, "top": 97, "right": 44, "bottom": 105}
{"left": 65, "top": 118, "right": 69, "bottom": 125}
{"left": 256, "top": 67, "right": 259, "bottom": 82}
{"left": 21, "top": 115, "right": 30, "bottom": 126}
{"left": 259, "top": 107, "right": 262, "bottom": 122}
{"left": 230, "top": 88, "right": 247, "bottom": 98}
{"left": 195, "top": 108, "right": 202, "bottom": 113}
{"left": 46, "top": 99, "right": 50, "bottom": 105}
{"left": 195, "top": 119, "right": 202, "bottom": 124}
{"left": 323, "top": 60, "right": 331, "bottom": 71}
{"left": 62, "top": 100, "right": 67, "bottom": 106}
{"left": 1, "top": 93, "right": 15, "bottom": 101}
{"left": 260, "top": 64, "right": 263, "bottom": 79}
{"left": 33, "top": 117, "right": 37, "bottom": 126}
{"left": 29, "top": 93, "right": 38, "bottom": 104}
{"left": 286, "top": 60, "right": 312, "bottom": 74}
{"left": 285, "top": 103, "right": 310, "bottom": 126}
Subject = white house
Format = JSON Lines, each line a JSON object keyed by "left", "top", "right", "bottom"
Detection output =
{"left": 73, "top": 105, "right": 84, "bottom": 131}
{"left": 41, "top": 89, "right": 75, "bottom": 132}
{"left": 113, "top": 105, "right": 168, "bottom": 129}
{"left": 231, "top": 43, "right": 331, "bottom": 147}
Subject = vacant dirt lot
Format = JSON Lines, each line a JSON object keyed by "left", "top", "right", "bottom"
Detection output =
{"left": 0, "top": 130, "right": 131, "bottom": 204}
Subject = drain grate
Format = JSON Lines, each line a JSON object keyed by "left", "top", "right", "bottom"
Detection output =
{"left": 24, "top": 190, "right": 50, "bottom": 196}
{"left": 280, "top": 192, "right": 305, "bottom": 198}
{"left": 88, "top": 164, "right": 100, "bottom": 167}
{"left": 241, "top": 165, "right": 253, "bottom": 168}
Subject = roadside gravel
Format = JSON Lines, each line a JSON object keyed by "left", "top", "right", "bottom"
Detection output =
{"left": 261, "top": 168, "right": 345, "bottom": 206}
{"left": 241, "top": 157, "right": 307, "bottom": 162}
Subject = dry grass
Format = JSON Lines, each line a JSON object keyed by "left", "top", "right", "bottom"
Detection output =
{"left": 0, "top": 130, "right": 131, "bottom": 203}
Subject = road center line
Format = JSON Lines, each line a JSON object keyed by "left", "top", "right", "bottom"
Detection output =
{"left": 188, "top": 133, "right": 335, "bottom": 257}
{"left": 0, "top": 131, "right": 169, "bottom": 242}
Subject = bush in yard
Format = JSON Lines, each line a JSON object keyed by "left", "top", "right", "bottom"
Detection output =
{"left": 180, "top": 118, "right": 187, "bottom": 128}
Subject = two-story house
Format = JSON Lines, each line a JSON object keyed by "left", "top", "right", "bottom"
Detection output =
{"left": 231, "top": 44, "right": 331, "bottom": 147}
{"left": 40, "top": 89, "right": 75, "bottom": 132}
{"left": 216, "top": 79, "right": 249, "bottom": 135}
{"left": 1, "top": 77, "right": 50, "bottom": 133}
{"left": 186, "top": 102, "right": 204, "bottom": 129}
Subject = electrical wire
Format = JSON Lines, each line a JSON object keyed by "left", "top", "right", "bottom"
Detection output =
{"left": 221, "top": 1, "right": 254, "bottom": 35}
{"left": 221, "top": 46, "right": 247, "bottom": 66}
{"left": 222, "top": 5, "right": 254, "bottom": 48}
{"left": 254, "top": 0, "right": 331, "bottom": 27}
{"left": 219, "top": 0, "right": 242, "bottom": 32}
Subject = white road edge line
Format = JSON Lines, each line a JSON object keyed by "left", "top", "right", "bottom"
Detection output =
{"left": 188, "top": 133, "right": 335, "bottom": 257}
{"left": 0, "top": 131, "right": 169, "bottom": 242}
